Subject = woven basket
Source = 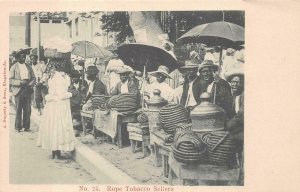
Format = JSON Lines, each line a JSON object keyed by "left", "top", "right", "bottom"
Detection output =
{"left": 106, "top": 94, "right": 139, "bottom": 112}
{"left": 159, "top": 104, "right": 191, "bottom": 135}
{"left": 201, "top": 131, "right": 237, "bottom": 166}
{"left": 175, "top": 122, "right": 192, "bottom": 132}
{"left": 91, "top": 95, "right": 110, "bottom": 111}
{"left": 172, "top": 130, "right": 206, "bottom": 165}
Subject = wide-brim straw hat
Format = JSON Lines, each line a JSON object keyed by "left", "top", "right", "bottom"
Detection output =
{"left": 116, "top": 67, "right": 133, "bottom": 74}
{"left": 224, "top": 66, "right": 244, "bottom": 81}
{"left": 15, "top": 49, "right": 29, "bottom": 58}
{"left": 148, "top": 65, "right": 172, "bottom": 79}
{"left": 85, "top": 65, "right": 99, "bottom": 75}
{"left": 198, "top": 60, "right": 219, "bottom": 72}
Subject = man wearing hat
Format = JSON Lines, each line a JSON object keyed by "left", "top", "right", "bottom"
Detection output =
{"left": 224, "top": 66, "right": 244, "bottom": 185}
{"left": 9, "top": 50, "right": 36, "bottom": 132}
{"left": 198, "top": 60, "right": 233, "bottom": 119}
{"left": 84, "top": 65, "right": 107, "bottom": 102}
{"left": 111, "top": 67, "right": 139, "bottom": 96}
{"left": 176, "top": 62, "right": 202, "bottom": 109}
{"left": 146, "top": 65, "right": 174, "bottom": 101}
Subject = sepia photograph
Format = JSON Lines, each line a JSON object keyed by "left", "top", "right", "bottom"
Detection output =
{"left": 2, "top": 1, "right": 300, "bottom": 192}
{"left": 8, "top": 11, "right": 245, "bottom": 186}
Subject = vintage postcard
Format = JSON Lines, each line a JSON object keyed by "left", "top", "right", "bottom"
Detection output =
{"left": 1, "top": 1, "right": 300, "bottom": 192}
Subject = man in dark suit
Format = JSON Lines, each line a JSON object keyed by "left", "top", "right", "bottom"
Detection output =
{"left": 178, "top": 62, "right": 201, "bottom": 110}
{"left": 110, "top": 67, "right": 139, "bottom": 96}
{"left": 9, "top": 50, "right": 36, "bottom": 132}
{"left": 196, "top": 60, "right": 234, "bottom": 119}
{"left": 84, "top": 65, "right": 107, "bottom": 102}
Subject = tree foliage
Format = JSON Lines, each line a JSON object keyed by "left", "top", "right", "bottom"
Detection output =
{"left": 99, "top": 12, "right": 133, "bottom": 44}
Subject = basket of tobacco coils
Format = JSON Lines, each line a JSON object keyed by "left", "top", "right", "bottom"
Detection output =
{"left": 159, "top": 103, "right": 191, "bottom": 135}
{"left": 172, "top": 130, "right": 207, "bottom": 165}
{"left": 106, "top": 93, "right": 139, "bottom": 113}
{"left": 91, "top": 95, "right": 110, "bottom": 111}
{"left": 162, "top": 123, "right": 193, "bottom": 145}
{"left": 175, "top": 122, "right": 192, "bottom": 132}
{"left": 201, "top": 131, "right": 237, "bottom": 166}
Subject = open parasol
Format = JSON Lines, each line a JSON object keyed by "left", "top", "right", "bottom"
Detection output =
{"left": 117, "top": 43, "right": 181, "bottom": 110}
{"left": 116, "top": 43, "right": 181, "bottom": 73}
{"left": 72, "top": 41, "right": 113, "bottom": 87}
{"left": 72, "top": 41, "right": 112, "bottom": 59}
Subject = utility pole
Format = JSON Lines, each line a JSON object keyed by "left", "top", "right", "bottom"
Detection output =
{"left": 25, "top": 12, "right": 31, "bottom": 47}
{"left": 37, "top": 13, "right": 41, "bottom": 62}
{"left": 33, "top": 12, "right": 41, "bottom": 62}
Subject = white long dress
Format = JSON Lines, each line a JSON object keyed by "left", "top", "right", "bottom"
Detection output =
{"left": 37, "top": 71, "right": 75, "bottom": 151}
{"left": 105, "top": 59, "right": 124, "bottom": 91}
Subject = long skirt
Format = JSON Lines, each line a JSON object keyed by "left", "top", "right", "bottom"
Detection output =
{"left": 37, "top": 98, "right": 75, "bottom": 151}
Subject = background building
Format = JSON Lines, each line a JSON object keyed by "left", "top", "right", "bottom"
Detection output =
{"left": 9, "top": 12, "right": 67, "bottom": 53}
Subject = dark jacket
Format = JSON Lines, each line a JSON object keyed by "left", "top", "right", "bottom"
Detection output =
{"left": 110, "top": 80, "right": 139, "bottom": 96}
{"left": 180, "top": 76, "right": 213, "bottom": 108}
{"left": 226, "top": 92, "right": 244, "bottom": 142}
{"left": 85, "top": 78, "right": 107, "bottom": 101}
{"left": 192, "top": 77, "right": 234, "bottom": 118}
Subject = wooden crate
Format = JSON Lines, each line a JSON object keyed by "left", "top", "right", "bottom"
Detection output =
{"left": 129, "top": 132, "right": 150, "bottom": 157}
{"left": 168, "top": 155, "right": 240, "bottom": 185}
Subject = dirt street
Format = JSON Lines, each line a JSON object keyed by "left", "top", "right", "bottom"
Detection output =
{"left": 9, "top": 105, "right": 100, "bottom": 184}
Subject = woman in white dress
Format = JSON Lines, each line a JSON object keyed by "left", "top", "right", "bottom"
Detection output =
{"left": 105, "top": 54, "right": 124, "bottom": 93}
{"left": 36, "top": 59, "right": 75, "bottom": 159}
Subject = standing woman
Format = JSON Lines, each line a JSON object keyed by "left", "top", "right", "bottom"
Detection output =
{"left": 36, "top": 59, "right": 75, "bottom": 159}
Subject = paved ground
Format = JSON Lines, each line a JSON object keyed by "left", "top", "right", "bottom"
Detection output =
{"left": 9, "top": 105, "right": 101, "bottom": 184}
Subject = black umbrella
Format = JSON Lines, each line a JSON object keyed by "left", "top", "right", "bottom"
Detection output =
{"left": 177, "top": 21, "right": 245, "bottom": 66}
{"left": 177, "top": 21, "right": 245, "bottom": 104}
{"left": 117, "top": 43, "right": 181, "bottom": 110}
{"left": 116, "top": 43, "right": 181, "bottom": 73}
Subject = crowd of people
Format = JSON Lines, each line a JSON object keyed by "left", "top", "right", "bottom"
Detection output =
{"left": 9, "top": 42, "right": 244, "bottom": 183}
